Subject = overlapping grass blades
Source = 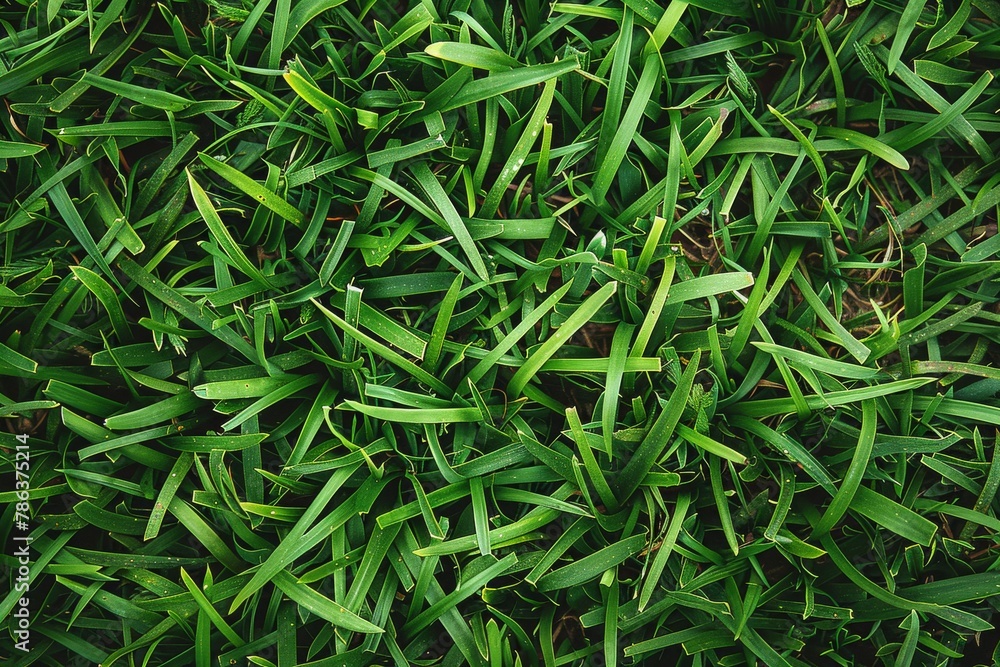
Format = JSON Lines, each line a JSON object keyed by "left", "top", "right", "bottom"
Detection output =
{"left": 3, "top": 1, "right": 1000, "bottom": 665}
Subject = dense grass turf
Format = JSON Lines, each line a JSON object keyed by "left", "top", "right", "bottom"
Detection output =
{"left": 3, "top": 0, "right": 1000, "bottom": 664}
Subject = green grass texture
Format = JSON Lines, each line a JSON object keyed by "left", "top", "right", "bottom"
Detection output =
{"left": 3, "top": 0, "right": 1000, "bottom": 665}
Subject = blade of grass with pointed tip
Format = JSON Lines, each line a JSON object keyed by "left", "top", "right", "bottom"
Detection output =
{"left": 567, "top": 406, "right": 618, "bottom": 512}
{"left": 603, "top": 323, "right": 634, "bottom": 454}
{"left": 753, "top": 342, "right": 880, "bottom": 379}
{"left": 186, "top": 170, "right": 272, "bottom": 287}
{"left": 709, "top": 455, "right": 739, "bottom": 556}
{"left": 410, "top": 161, "right": 489, "bottom": 281}
{"left": 424, "top": 42, "right": 520, "bottom": 70}
{"left": 812, "top": 400, "right": 877, "bottom": 537}
{"left": 791, "top": 270, "right": 871, "bottom": 363}
{"left": 507, "top": 281, "right": 617, "bottom": 396}
{"left": 820, "top": 532, "right": 992, "bottom": 631}
{"left": 81, "top": 72, "right": 193, "bottom": 111}
{"left": 590, "top": 54, "right": 660, "bottom": 206}
{"left": 676, "top": 424, "right": 747, "bottom": 465}
{"left": 36, "top": 155, "right": 122, "bottom": 292}
{"left": 594, "top": 9, "right": 633, "bottom": 167}
{"left": 281, "top": 0, "right": 348, "bottom": 50}
{"left": 887, "top": 0, "right": 926, "bottom": 75}
{"left": 850, "top": 486, "right": 937, "bottom": 546}
{"left": 618, "top": 350, "right": 701, "bottom": 500}
{"left": 339, "top": 401, "right": 481, "bottom": 423}
{"left": 145, "top": 452, "right": 194, "bottom": 541}
{"left": 731, "top": 378, "right": 933, "bottom": 418}
{"left": 230, "top": 463, "right": 362, "bottom": 611}
{"left": 0, "top": 341, "right": 38, "bottom": 373}
{"left": 70, "top": 265, "right": 132, "bottom": 343}
{"left": 180, "top": 568, "right": 246, "bottom": 646}
{"left": 536, "top": 534, "right": 646, "bottom": 592}
{"left": 440, "top": 58, "right": 580, "bottom": 113}
{"left": 423, "top": 274, "right": 463, "bottom": 373}
{"left": 197, "top": 153, "right": 304, "bottom": 228}
{"left": 310, "top": 298, "right": 452, "bottom": 396}
{"left": 480, "top": 77, "right": 556, "bottom": 217}
{"left": 272, "top": 570, "right": 383, "bottom": 633}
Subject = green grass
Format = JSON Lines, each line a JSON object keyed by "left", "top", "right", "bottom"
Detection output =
{"left": 3, "top": 0, "right": 1000, "bottom": 665}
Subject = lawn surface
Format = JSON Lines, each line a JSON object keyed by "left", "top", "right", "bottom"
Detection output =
{"left": 3, "top": 0, "right": 1000, "bottom": 665}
